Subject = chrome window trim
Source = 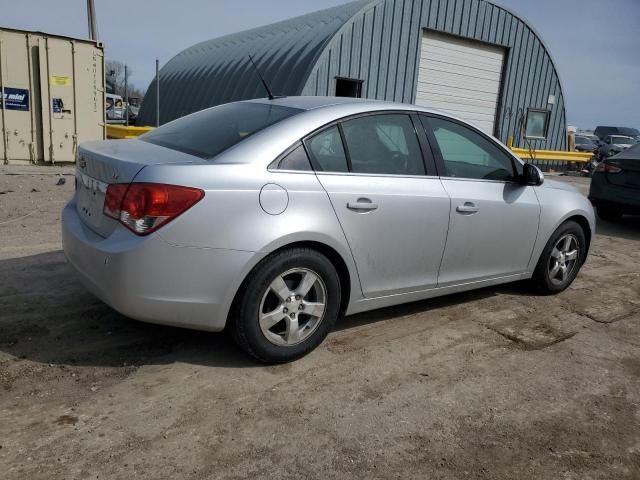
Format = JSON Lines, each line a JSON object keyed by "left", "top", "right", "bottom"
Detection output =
{"left": 314, "top": 171, "right": 441, "bottom": 180}
{"left": 437, "top": 176, "right": 522, "bottom": 186}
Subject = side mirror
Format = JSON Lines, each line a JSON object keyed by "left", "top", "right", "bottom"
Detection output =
{"left": 522, "top": 163, "right": 544, "bottom": 186}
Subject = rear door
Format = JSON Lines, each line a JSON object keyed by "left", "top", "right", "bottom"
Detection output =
{"left": 308, "top": 113, "right": 451, "bottom": 298}
{"left": 420, "top": 114, "right": 540, "bottom": 286}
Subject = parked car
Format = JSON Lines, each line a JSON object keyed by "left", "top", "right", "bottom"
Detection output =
{"left": 599, "top": 135, "right": 636, "bottom": 158}
{"left": 575, "top": 135, "right": 598, "bottom": 153}
{"left": 589, "top": 143, "right": 640, "bottom": 221}
{"left": 125, "top": 105, "right": 139, "bottom": 125}
{"left": 581, "top": 133, "right": 600, "bottom": 144}
{"left": 594, "top": 126, "right": 640, "bottom": 142}
{"left": 62, "top": 97, "right": 595, "bottom": 363}
{"left": 106, "top": 93, "right": 125, "bottom": 123}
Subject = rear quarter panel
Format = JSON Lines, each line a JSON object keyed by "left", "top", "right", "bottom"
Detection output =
{"left": 133, "top": 162, "right": 363, "bottom": 323}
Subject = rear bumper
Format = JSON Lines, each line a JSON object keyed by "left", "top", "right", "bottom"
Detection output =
{"left": 589, "top": 179, "right": 640, "bottom": 214}
{"left": 62, "top": 201, "right": 255, "bottom": 332}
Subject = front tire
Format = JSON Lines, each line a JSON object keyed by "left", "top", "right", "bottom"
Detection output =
{"left": 230, "top": 248, "right": 341, "bottom": 363}
{"left": 531, "top": 221, "right": 587, "bottom": 294}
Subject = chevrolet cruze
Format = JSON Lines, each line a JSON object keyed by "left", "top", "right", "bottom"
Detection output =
{"left": 62, "top": 97, "right": 595, "bottom": 363}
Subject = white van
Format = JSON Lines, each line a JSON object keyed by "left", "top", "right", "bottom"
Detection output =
{"left": 106, "top": 93, "right": 125, "bottom": 122}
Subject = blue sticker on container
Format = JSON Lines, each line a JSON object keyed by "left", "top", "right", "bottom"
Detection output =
{"left": 1, "top": 87, "right": 30, "bottom": 111}
{"left": 52, "top": 98, "right": 64, "bottom": 113}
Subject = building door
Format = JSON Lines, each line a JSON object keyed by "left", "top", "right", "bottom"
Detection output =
{"left": 416, "top": 31, "right": 506, "bottom": 135}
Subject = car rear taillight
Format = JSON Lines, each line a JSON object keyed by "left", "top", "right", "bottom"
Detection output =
{"left": 104, "top": 183, "right": 204, "bottom": 236}
{"left": 594, "top": 163, "right": 623, "bottom": 174}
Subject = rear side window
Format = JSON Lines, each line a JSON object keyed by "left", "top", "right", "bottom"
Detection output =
{"left": 306, "top": 126, "right": 349, "bottom": 173}
{"left": 271, "top": 144, "right": 312, "bottom": 171}
{"left": 141, "top": 103, "right": 302, "bottom": 159}
{"left": 341, "top": 114, "right": 425, "bottom": 175}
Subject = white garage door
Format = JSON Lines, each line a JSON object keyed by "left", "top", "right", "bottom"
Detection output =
{"left": 416, "top": 31, "right": 506, "bottom": 134}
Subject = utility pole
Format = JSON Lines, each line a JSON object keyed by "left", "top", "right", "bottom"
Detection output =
{"left": 124, "top": 64, "right": 129, "bottom": 126}
{"left": 155, "top": 58, "right": 160, "bottom": 127}
{"left": 87, "top": 0, "right": 98, "bottom": 41}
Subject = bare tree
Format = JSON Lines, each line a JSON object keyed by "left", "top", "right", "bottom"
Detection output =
{"left": 105, "top": 59, "right": 146, "bottom": 103}
{"left": 105, "top": 60, "right": 127, "bottom": 96}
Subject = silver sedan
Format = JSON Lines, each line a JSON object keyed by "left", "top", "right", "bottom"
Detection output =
{"left": 62, "top": 97, "right": 595, "bottom": 363}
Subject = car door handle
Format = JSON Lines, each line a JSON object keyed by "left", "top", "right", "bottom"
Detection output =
{"left": 456, "top": 202, "right": 479, "bottom": 214}
{"left": 347, "top": 199, "right": 378, "bottom": 212}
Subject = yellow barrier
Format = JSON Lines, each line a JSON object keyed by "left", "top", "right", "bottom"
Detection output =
{"left": 506, "top": 136, "right": 593, "bottom": 163}
{"left": 106, "top": 124, "right": 154, "bottom": 139}
{"left": 510, "top": 148, "right": 593, "bottom": 163}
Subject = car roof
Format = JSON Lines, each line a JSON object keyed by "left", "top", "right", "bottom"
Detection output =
{"left": 247, "top": 95, "right": 441, "bottom": 115}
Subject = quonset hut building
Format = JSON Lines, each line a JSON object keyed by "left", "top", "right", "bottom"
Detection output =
{"left": 137, "top": 0, "right": 567, "bottom": 150}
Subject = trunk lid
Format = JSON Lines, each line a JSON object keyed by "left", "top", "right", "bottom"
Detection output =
{"left": 75, "top": 139, "right": 203, "bottom": 237}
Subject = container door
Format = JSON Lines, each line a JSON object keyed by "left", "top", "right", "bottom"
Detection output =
{"left": 0, "top": 32, "right": 34, "bottom": 163}
{"left": 73, "top": 42, "right": 105, "bottom": 147}
{"left": 45, "top": 38, "right": 77, "bottom": 163}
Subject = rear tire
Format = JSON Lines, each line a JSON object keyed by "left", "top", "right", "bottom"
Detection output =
{"left": 597, "top": 206, "right": 623, "bottom": 222}
{"left": 531, "top": 221, "right": 587, "bottom": 294}
{"left": 229, "top": 248, "right": 341, "bottom": 364}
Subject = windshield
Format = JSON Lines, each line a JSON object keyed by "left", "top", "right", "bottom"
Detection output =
{"left": 141, "top": 102, "right": 302, "bottom": 159}
{"left": 610, "top": 136, "right": 634, "bottom": 144}
{"left": 576, "top": 136, "right": 593, "bottom": 144}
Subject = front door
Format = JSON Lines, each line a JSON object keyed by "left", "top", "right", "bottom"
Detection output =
{"left": 306, "top": 114, "right": 451, "bottom": 298}
{"left": 420, "top": 115, "right": 540, "bottom": 286}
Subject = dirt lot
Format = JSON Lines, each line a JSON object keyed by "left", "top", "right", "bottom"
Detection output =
{"left": 1, "top": 167, "right": 639, "bottom": 480}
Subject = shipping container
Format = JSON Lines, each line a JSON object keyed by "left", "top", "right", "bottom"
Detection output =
{"left": 0, "top": 28, "right": 105, "bottom": 164}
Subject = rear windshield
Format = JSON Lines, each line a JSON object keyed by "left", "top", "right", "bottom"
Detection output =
{"left": 141, "top": 102, "right": 302, "bottom": 159}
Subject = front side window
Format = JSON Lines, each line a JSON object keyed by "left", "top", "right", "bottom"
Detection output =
{"left": 141, "top": 102, "right": 302, "bottom": 160}
{"left": 426, "top": 116, "right": 515, "bottom": 182}
{"left": 306, "top": 126, "right": 349, "bottom": 173}
{"left": 341, "top": 114, "right": 425, "bottom": 175}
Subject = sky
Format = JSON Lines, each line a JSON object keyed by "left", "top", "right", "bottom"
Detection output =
{"left": 1, "top": 0, "right": 638, "bottom": 128}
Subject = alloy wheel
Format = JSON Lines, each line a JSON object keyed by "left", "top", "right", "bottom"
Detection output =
{"left": 259, "top": 268, "right": 327, "bottom": 347}
{"left": 548, "top": 234, "right": 580, "bottom": 286}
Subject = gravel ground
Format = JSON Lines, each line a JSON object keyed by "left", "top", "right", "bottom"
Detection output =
{"left": 1, "top": 167, "right": 639, "bottom": 480}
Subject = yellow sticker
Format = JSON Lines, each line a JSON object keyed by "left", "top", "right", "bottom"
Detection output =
{"left": 50, "top": 75, "right": 72, "bottom": 87}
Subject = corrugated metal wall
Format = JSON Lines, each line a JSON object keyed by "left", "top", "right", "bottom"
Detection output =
{"left": 137, "top": 1, "right": 370, "bottom": 126}
{"left": 302, "top": 0, "right": 567, "bottom": 150}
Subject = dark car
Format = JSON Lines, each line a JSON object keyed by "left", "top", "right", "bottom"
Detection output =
{"left": 589, "top": 143, "right": 640, "bottom": 221}
{"left": 598, "top": 135, "right": 636, "bottom": 159}
{"left": 594, "top": 126, "right": 640, "bottom": 142}
{"left": 575, "top": 135, "right": 598, "bottom": 153}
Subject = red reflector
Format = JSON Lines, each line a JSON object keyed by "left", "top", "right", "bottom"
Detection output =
{"left": 103, "top": 183, "right": 204, "bottom": 236}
